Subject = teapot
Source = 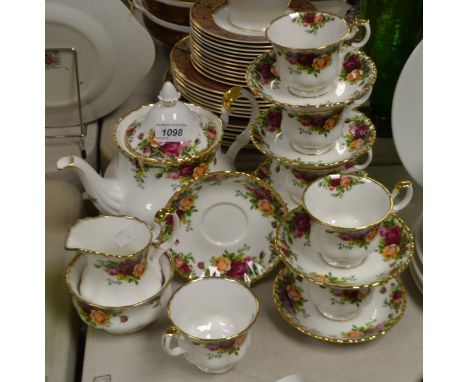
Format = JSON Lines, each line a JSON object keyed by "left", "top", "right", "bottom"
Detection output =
{"left": 57, "top": 83, "right": 256, "bottom": 225}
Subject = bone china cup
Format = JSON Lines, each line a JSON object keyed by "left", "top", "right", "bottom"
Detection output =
{"left": 303, "top": 174, "right": 413, "bottom": 268}
{"left": 266, "top": 11, "right": 371, "bottom": 97}
{"left": 161, "top": 278, "right": 259, "bottom": 374}
{"left": 307, "top": 282, "right": 373, "bottom": 321}
{"left": 227, "top": 0, "right": 290, "bottom": 32}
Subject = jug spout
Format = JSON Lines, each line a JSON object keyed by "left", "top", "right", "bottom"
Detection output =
{"left": 57, "top": 155, "right": 124, "bottom": 215}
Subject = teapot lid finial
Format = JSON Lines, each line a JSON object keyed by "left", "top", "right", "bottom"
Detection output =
{"left": 158, "top": 81, "right": 181, "bottom": 106}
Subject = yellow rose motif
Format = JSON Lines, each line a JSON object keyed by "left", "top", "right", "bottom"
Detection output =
{"left": 258, "top": 199, "right": 275, "bottom": 214}
{"left": 271, "top": 64, "right": 279, "bottom": 77}
{"left": 312, "top": 54, "right": 330, "bottom": 71}
{"left": 312, "top": 274, "right": 328, "bottom": 283}
{"left": 287, "top": 284, "right": 302, "bottom": 302}
{"left": 150, "top": 137, "right": 161, "bottom": 148}
{"left": 365, "top": 226, "right": 379, "bottom": 242}
{"left": 192, "top": 164, "right": 207, "bottom": 178}
{"left": 233, "top": 335, "right": 246, "bottom": 349}
{"left": 346, "top": 330, "right": 363, "bottom": 339}
{"left": 314, "top": 13, "right": 324, "bottom": 25}
{"left": 90, "top": 309, "right": 108, "bottom": 325}
{"left": 382, "top": 244, "right": 400, "bottom": 259}
{"left": 214, "top": 256, "right": 231, "bottom": 272}
{"left": 340, "top": 176, "right": 351, "bottom": 188}
{"left": 349, "top": 139, "right": 363, "bottom": 151}
{"left": 132, "top": 262, "right": 146, "bottom": 277}
{"left": 347, "top": 69, "right": 363, "bottom": 82}
{"left": 175, "top": 256, "right": 185, "bottom": 268}
{"left": 179, "top": 196, "right": 194, "bottom": 211}
{"left": 323, "top": 115, "right": 339, "bottom": 131}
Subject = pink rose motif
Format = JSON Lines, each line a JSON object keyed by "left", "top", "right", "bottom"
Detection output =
{"left": 107, "top": 268, "right": 118, "bottom": 276}
{"left": 266, "top": 111, "right": 282, "bottom": 132}
{"left": 160, "top": 142, "right": 181, "bottom": 157}
{"left": 384, "top": 226, "right": 401, "bottom": 246}
{"left": 178, "top": 264, "right": 192, "bottom": 275}
{"left": 120, "top": 315, "right": 128, "bottom": 323}
{"left": 257, "top": 63, "right": 274, "bottom": 84}
{"left": 303, "top": 12, "right": 315, "bottom": 24}
{"left": 178, "top": 165, "right": 196, "bottom": 178}
{"left": 287, "top": 55, "right": 299, "bottom": 65}
{"left": 329, "top": 177, "right": 341, "bottom": 188}
{"left": 118, "top": 260, "right": 135, "bottom": 276}
{"left": 226, "top": 260, "right": 248, "bottom": 280}
{"left": 350, "top": 123, "right": 369, "bottom": 139}
{"left": 297, "top": 53, "right": 317, "bottom": 66}
{"left": 292, "top": 213, "right": 311, "bottom": 238}
{"left": 170, "top": 172, "right": 179, "bottom": 180}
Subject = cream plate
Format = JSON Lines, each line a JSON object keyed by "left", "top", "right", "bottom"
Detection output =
{"left": 45, "top": 0, "right": 155, "bottom": 127}
{"left": 161, "top": 172, "right": 288, "bottom": 284}
{"left": 276, "top": 207, "right": 414, "bottom": 288}
{"left": 391, "top": 41, "right": 423, "bottom": 187}
{"left": 251, "top": 109, "right": 376, "bottom": 169}
{"left": 246, "top": 49, "right": 376, "bottom": 111}
{"left": 273, "top": 268, "right": 407, "bottom": 343}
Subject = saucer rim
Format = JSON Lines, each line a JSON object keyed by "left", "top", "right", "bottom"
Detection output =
{"left": 272, "top": 267, "right": 407, "bottom": 344}
{"left": 276, "top": 207, "right": 415, "bottom": 289}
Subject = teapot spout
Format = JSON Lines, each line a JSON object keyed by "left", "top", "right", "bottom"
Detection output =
{"left": 57, "top": 156, "right": 124, "bottom": 215}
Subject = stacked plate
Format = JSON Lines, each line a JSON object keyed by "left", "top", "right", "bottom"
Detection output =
{"left": 170, "top": 36, "right": 271, "bottom": 148}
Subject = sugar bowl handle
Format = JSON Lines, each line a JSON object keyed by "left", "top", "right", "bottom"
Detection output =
{"left": 391, "top": 180, "right": 414, "bottom": 212}
{"left": 161, "top": 326, "right": 188, "bottom": 356}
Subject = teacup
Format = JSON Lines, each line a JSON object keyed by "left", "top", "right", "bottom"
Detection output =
{"left": 66, "top": 252, "right": 174, "bottom": 334}
{"left": 161, "top": 277, "right": 259, "bottom": 374}
{"left": 303, "top": 174, "right": 413, "bottom": 268}
{"left": 307, "top": 282, "right": 373, "bottom": 321}
{"left": 266, "top": 11, "right": 371, "bottom": 97}
{"left": 64, "top": 213, "right": 179, "bottom": 306}
{"left": 227, "top": 0, "right": 290, "bottom": 32}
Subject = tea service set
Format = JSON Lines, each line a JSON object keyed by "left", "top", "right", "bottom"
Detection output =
{"left": 57, "top": 7, "right": 417, "bottom": 374}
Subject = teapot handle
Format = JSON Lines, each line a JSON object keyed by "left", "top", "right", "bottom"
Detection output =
{"left": 221, "top": 87, "right": 260, "bottom": 164}
{"left": 149, "top": 208, "right": 180, "bottom": 261}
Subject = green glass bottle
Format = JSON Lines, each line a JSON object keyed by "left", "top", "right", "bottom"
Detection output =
{"left": 359, "top": 0, "right": 423, "bottom": 137}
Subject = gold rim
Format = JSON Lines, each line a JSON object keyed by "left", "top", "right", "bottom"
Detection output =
{"left": 190, "top": 56, "right": 246, "bottom": 87}
{"left": 162, "top": 170, "right": 288, "bottom": 284}
{"left": 64, "top": 215, "right": 153, "bottom": 259}
{"left": 166, "top": 276, "right": 260, "bottom": 343}
{"left": 190, "top": 53, "right": 250, "bottom": 78}
{"left": 65, "top": 252, "right": 175, "bottom": 310}
{"left": 302, "top": 174, "right": 394, "bottom": 232}
{"left": 112, "top": 103, "right": 223, "bottom": 166}
{"left": 250, "top": 108, "right": 376, "bottom": 170}
{"left": 190, "top": 38, "right": 254, "bottom": 65}
{"left": 272, "top": 268, "right": 407, "bottom": 344}
{"left": 265, "top": 11, "right": 351, "bottom": 52}
{"left": 275, "top": 207, "right": 415, "bottom": 289}
{"left": 245, "top": 49, "right": 377, "bottom": 111}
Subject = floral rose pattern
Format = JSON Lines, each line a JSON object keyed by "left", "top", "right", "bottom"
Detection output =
{"left": 344, "top": 115, "right": 370, "bottom": 152}
{"left": 377, "top": 215, "right": 412, "bottom": 262}
{"left": 76, "top": 301, "right": 127, "bottom": 328}
{"left": 205, "top": 334, "right": 247, "bottom": 359}
{"left": 330, "top": 288, "right": 371, "bottom": 306}
{"left": 276, "top": 271, "right": 310, "bottom": 318}
{"left": 94, "top": 254, "right": 147, "bottom": 285}
{"left": 277, "top": 47, "right": 336, "bottom": 77}
{"left": 318, "top": 175, "right": 364, "bottom": 198}
{"left": 309, "top": 272, "right": 357, "bottom": 285}
{"left": 335, "top": 226, "right": 379, "bottom": 250}
{"left": 340, "top": 53, "right": 369, "bottom": 84}
{"left": 174, "top": 188, "right": 199, "bottom": 232}
{"left": 292, "top": 12, "right": 335, "bottom": 34}
{"left": 288, "top": 111, "right": 341, "bottom": 136}
{"left": 277, "top": 209, "right": 312, "bottom": 262}
{"left": 251, "top": 51, "right": 280, "bottom": 88}
{"left": 381, "top": 282, "right": 404, "bottom": 313}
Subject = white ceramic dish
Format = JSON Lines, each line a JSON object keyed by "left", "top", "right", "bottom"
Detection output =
{"left": 391, "top": 41, "right": 423, "bottom": 187}
{"left": 273, "top": 268, "right": 407, "bottom": 343}
{"left": 213, "top": 4, "right": 272, "bottom": 37}
{"left": 276, "top": 207, "right": 414, "bottom": 288}
{"left": 251, "top": 109, "right": 376, "bottom": 169}
{"left": 161, "top": 172, "right": 288, "bottom": 284}
{"left": 45, "top": 0, "right": 155, "bottom": 127}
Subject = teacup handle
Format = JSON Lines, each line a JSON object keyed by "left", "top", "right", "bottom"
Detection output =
{"left": 161, "top": 327, "right": 188, "bottom": 356}
{"left": 221, "top": 87, "right": 260, "bottom": 165}
{"left": 346, "top": 19, "right": 371, "bottom": 49}
{"left": 149, "top": 209, "right": 180, "bottom": 261}
{"left": 391, "top": 180, "right": 414, "bottom": 212}
{"left": 341, "top": 148, "right": 373, "bottom": 173}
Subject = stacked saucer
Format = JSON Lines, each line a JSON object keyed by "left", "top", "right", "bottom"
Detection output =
{"left": 410, "top": 214, "right": 423, "bottom": 293}
{"left": 242, "top": 10, "right": 377, "bottom": 210}
{"left": 273, "top": 174, "right": 415, "bottom": 343}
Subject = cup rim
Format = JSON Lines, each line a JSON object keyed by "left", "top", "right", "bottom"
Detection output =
{"left": 302, "top": 174, "right": 394, "bottom": 231}
{"left": 65, "top": 252, "right": 175, "bottom": 310}
{"left": 265, "top": 10, "right": 350, "bottom": 52}
{"left": 64, "top": 215, "right": 154, "bottom": 260}
{"left": 166, "top": 277, "right": 260, "bottom": 343}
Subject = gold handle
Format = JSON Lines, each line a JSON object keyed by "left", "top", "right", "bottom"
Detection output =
{"left": 222, "top": 87, "right": 243, "bottom": 113}
{"left": 164, "top": 326, "right": 180, "bottom": 336}
{"left": 394, "top": 180, "right": 413, "bottom": 191}
{"left": 155, "top": 207, "right": 174, "bottom": 225}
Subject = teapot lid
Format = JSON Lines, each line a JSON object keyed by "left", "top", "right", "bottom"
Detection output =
{"left": 124, "top": 81, "right": 213, "bottom": 162}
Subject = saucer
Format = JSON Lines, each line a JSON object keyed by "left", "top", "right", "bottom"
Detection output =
{"left": 251, "top": 108, "right": 376, "bottom": 169}
{"left": 276, "top": 207, "right": 414, "bottom": 288}
{"left": 162, "top": 171, "right": 288, "bottom": 284}
{"left": 273, "top": 268, "right": 407, "bottom": 343}
{"left": 245, "top": 49, "right": 376, "bottom": 111}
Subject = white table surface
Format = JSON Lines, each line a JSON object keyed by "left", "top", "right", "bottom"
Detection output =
{"left": 80, "top": 165, "right": 422, "bottom": 382}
